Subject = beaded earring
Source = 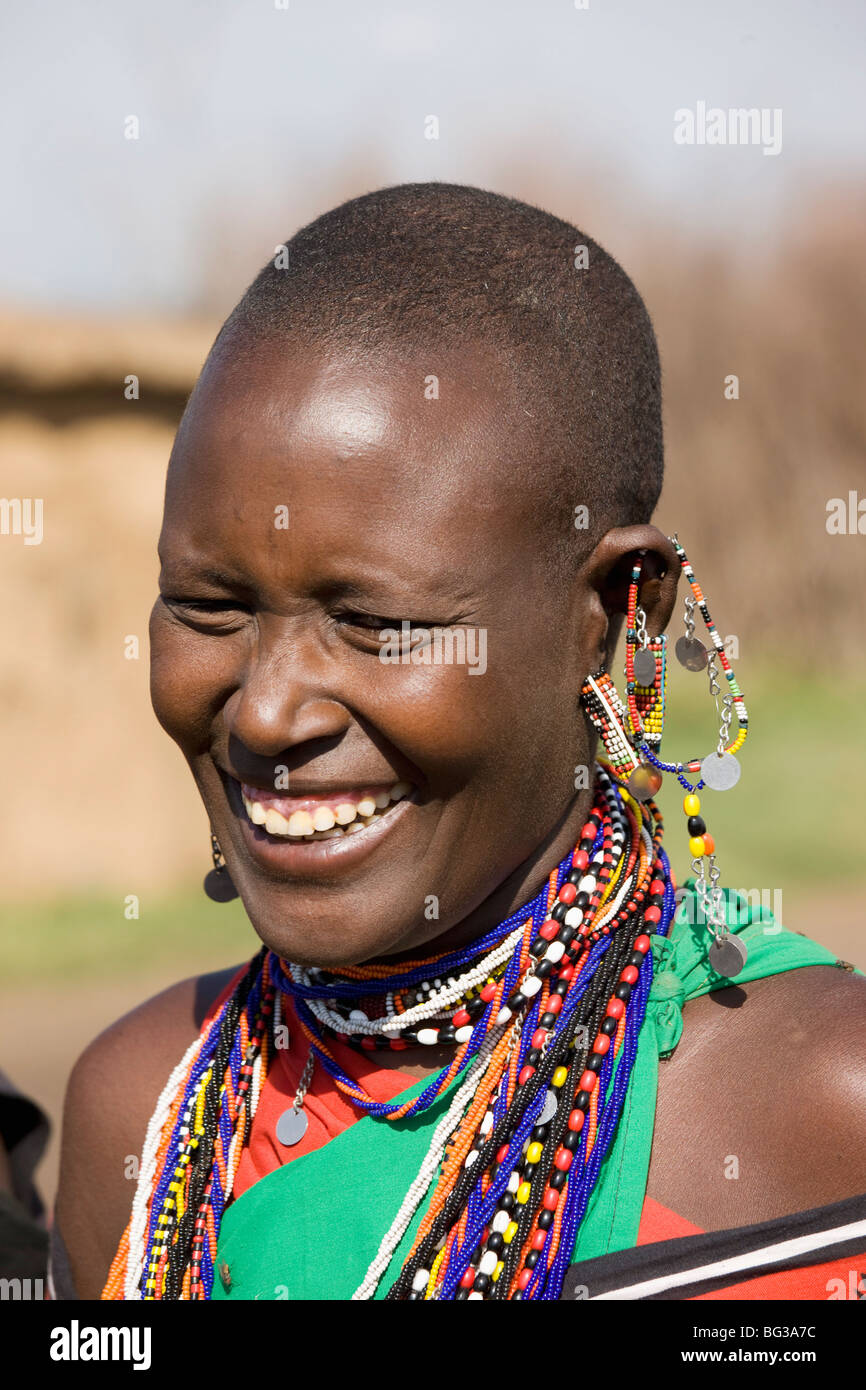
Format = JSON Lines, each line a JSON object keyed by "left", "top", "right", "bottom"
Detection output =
{"left": 203, "top": 832, "right": 238, "bottom": 903}
{"left": 580, "top": 537, "right": 751, "bottom": 976}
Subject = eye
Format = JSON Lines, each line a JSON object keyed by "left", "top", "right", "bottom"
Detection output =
{"left": 160, "top": 595, "right": 252, "bottom": 630}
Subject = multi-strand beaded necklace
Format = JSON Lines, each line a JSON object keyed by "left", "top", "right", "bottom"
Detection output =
{"left": 104, "top": 762, "right": 675, "bottom": 1302}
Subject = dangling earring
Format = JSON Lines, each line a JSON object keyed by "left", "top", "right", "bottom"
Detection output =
{"left": 581, "top": 537, "right": 751, "bottom": 976}
{"left": 203, "top": 831, "right": 238, "bottom": 902}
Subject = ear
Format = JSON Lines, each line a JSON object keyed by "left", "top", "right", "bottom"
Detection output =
{"left": 579, "top": 525, "right": 679, "bottom": 673}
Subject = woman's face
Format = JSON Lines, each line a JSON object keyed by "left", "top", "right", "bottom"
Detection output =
{"left": 149, "top": 338, "right": 644, "bottom": 967}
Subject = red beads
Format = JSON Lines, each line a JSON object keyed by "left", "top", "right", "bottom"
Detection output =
{"left": 649, "top": 878, "right": 665, "bottom": 897}
{"left": 579, "top": 1070, "right": 597, "bottom": 1094}
{"left": 531, "top": 1229, "right": 547, "bottom": 1251}
{"left": 542, "top": 1186, "right": 560, "bottom": 1211}
{"left": 531, "top": 1028, "right": 547, "bottom": 1050}
{"left": 559, "top": 882, "right": 577, "bottom": 905}
{"left": 644, "top": 906, "right": 662, "bottom": 925}
{"left": 606, "top": 998, "right": 625, "bottom": 1020}
{"left": 480, "top": 981, "right": 497, "bottom": 1003}
{"left": 451, "top": 1008, "right": 471, "bottom": 1029}
{"left": 567, "top": 1109, "right": 586, "bottom": 1133}
{"left": 546, "top": 993, "right": 563, "bottom": 1016}
{"left": 620, "top": 965, "right": 639, "bottom": 985}
{"left": 517, "top": 1268, "right": 533, "bottom": 1291}
{"left": 460, "top": 1268, "right": 475, "bottom": 1289}
{"left": 539, "top": 919, "right": 559, "bottom": 941}
{"left": 518, "top": 1064, "right": 535, "bottom": 1087}
{"left": 573, "top": 849, "right": 590, "bottom": 871}
{"left": 592, "top": 1033, "right": 611, "bottom": 1056}
{"left": 554, "top": 1147, "right": 573, "bottom": 1171}
{"left": 496, "top": 1144, "right": 510, "bottom": 1164}
{"left": 633, "top": 935, "right": 651, "bottom": 955}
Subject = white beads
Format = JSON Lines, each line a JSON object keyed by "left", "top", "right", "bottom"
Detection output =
{"left": 468, "top": 1291, "right": 484, "bottom": 1300}
{"left": 455, "top": 1025, "right": 474, "bottom": 1044}
{"left": 543, "top": 940, "right": 565, "bottom": 963}
{"left": 480, "top": 1109, "right": 494, "bottom": 1136}
{"left": 417, "top": 1028, "right": 439, "bottom": 1046}
{"left": 507, "top": 1171, "right": 520, "bottom": 1193}
{"left": 464, "top": 1148, "right": 479, "bottom": 1168}
{"left": 522, "top": 975, "right": 542, "bottom": 998}
{"left": 348, "top": 1009, "right": 368, "bottom": 1023}
{"left": 412, "top": 1269, "right": 430, "bottom": 1292}
{"left": 578, "top": 874, "right": 596, "bottom": 895}
{"left": 492, "top": 1210, "right": 510, "bottom": 1233}
{"left": 478, "top": 1250, "right": 498, "bottom": 1276}
{"left": 564, "top": 906, "right": 584, "bottom": 928}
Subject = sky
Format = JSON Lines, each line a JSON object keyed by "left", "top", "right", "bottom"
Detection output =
{"left": 1, "top": 0, "right": 864, "bottom": 312}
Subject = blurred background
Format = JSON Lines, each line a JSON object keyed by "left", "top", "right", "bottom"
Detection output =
{"left": 1, "top": 0, "right": 864, "bottom": 1206}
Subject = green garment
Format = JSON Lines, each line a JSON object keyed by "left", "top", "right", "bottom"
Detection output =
{"left": 212, "top": 882, "right": 848, "bottom": 1300}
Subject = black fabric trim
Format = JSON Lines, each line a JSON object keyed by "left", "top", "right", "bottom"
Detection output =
{"left": 560, "top": 1191, "right": 866, "bottom": 1300}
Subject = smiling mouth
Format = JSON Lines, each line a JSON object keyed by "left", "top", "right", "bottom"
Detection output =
{"left": 238, "top": 780, "right": 414, "bottom": 843}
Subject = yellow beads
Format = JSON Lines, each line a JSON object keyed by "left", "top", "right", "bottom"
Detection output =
{"left": 552, "top": 1066, "right": 568, "bottom": 1088}
{"left": 516, "top": 1181, "right": 532, "bottom": 1205}
{"left": 503, "top": 1220, "right": 519, "bottom": 1244}
{"left": 493, "top": 1261, "right": 504, "bottom": 1283}
{"left": 688, "top": 835, "right": 707, "bottom": 858}
{"left": 526, "top": 1142, "right": 543, "bottom": 1165}
{"left": 683, "top": 793, "right": 701, "bottom": 816}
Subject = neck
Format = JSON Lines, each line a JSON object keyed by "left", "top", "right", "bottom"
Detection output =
{"left": 376, "top": 783, "right": 597, "bottom": 967}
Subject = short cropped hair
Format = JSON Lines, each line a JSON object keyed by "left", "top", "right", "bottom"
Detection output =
{"left": 216, "top": 182, "right": 663, "bottom": 561}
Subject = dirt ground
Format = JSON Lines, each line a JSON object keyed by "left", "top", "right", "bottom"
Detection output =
{"left": 3, "top": 890, "right": 862, "bottom": 1217}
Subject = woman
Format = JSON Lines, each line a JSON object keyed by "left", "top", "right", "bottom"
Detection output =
{"left": 55, "top": 183, "right": 866, "bottom": 1301}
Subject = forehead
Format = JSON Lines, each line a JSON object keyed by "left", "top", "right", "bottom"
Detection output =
{"left": 161, "top": 340, "right": 547, "bottom": 592}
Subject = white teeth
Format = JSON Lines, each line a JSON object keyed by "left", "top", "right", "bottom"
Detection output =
{"left": 287, "top": 810, "right": 315, "bottom": 836}
{"left": 243, "top": 781, "right": 414, "bottom": 839}
{"left": 265, "top": 807, "right": 291, "bottom": 836}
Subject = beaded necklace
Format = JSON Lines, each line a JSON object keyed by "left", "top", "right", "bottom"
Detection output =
{"left": 103, "top": 763, "right": 674, "bottom": 1302}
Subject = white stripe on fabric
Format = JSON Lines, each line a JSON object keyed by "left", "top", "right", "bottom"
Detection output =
{"left": 589, "top": 1216, "right": 866, "bottom": 1300}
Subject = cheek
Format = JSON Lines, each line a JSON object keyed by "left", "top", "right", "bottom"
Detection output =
{"left": 148, "top": 606, "right": 240, "bottom": 751}
{"left": 370, "top": 644, "right": 567, "bottom": 798}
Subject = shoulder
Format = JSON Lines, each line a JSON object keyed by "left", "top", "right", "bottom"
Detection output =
{"left": 55, "top": 963, "right": 243, "bottom": 1300}
{"left": 648, "top": 963, "right": 866, "bottom": 1230}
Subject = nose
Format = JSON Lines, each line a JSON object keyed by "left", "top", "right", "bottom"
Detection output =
{"left": 224, "top": 619, "right": 352, "bottom": 759}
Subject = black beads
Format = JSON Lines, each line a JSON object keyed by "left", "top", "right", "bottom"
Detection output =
{"left": 687, "top": 815, "right": 706, "bottom": 837}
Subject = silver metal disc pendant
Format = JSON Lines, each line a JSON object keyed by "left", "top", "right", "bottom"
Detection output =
{"left": 675, "top": 636, "right": 708, "bottom": 671}
{"left": 700, "top": 751, "right": 741, "bottom": 791}
{"left": 708, "top": 934, "right": 748, "bottom": 978}
{"left": 538, "top": 1089, "right": 559, "bottom": 1126}
{"left": 633, "top": 648, "right": 657, "bottom": 685}
{"left": 276, "top": 1107, "right": 308, "bottom": 1147}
